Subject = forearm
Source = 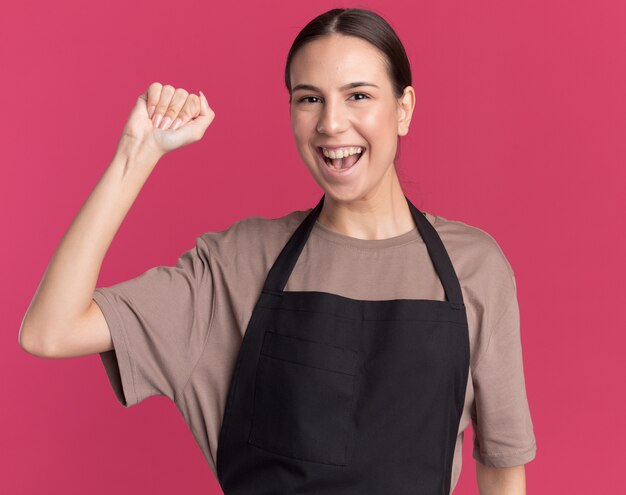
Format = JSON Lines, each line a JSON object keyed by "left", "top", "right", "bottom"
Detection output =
{"left": 476, "top": 463, "right": 526, "bottom": 495}
{"left": 19, "top": 139, "right": 160, "bottom": 352}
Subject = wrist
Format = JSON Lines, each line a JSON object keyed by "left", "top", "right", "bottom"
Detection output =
{"left": 115, "top": 135, "right": 163, "bottom": 166}
{"left": 109, "top": 139, "right": 161, "bottom": 184}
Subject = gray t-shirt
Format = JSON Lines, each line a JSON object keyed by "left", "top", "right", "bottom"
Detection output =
{"left": 93, "top": 208, "right": 537, "bottom": 493}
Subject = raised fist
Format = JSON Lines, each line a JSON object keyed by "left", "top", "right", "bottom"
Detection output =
{"left": 119, "top": 82, "right": 216, "bottom": 160}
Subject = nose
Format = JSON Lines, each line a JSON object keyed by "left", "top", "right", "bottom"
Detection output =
{"left": 316, "top": 97, "right": 349, "bottom": 135}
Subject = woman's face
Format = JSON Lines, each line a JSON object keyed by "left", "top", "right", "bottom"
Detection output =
{"left": 289, "top": 34, "right": 414, "bottom": 202}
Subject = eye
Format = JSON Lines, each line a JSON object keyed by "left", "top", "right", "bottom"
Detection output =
{"left": 298, "top": 96, "right": 321, "bottom": 104}
{"left": 349, "top": 92, "right": 370, "bottom": 101}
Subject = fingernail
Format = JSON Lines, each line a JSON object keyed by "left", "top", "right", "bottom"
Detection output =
{"left": 172, "top": 118, "right": 182, "bottom": 130}
{"left": 161, "top": 116, "right": 172, "bottom": 130}
{"left": 148, "top": 105, "right": 155, "bottom": 118}
{"left": 153, "top": 114, "right": 162, "bottom": 128}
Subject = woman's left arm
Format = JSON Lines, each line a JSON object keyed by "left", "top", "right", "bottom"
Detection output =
{"left": 476, "top": 463, "right": 526, "bottom": 495}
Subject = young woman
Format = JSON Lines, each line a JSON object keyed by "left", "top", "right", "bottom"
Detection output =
{"left": 20, "top": 8, "right": 536, "bottom": 494}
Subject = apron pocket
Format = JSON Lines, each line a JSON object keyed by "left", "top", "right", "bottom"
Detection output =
{"left": 248, "top": 330, "right": 359, "bottom": 466}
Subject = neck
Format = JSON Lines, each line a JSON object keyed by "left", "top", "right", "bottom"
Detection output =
{"left": 317, "top": 166, "right": 416, "bottom": 240}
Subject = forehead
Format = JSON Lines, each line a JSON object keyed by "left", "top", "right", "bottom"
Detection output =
{"left": 290, "top": 34, "right": 389, "bottom": 88}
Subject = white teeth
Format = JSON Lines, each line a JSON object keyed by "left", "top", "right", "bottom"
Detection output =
{"left": 322, "top": 146, "right": 363, "bottom": 159}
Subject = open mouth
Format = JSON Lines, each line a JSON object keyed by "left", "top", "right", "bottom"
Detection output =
{"left": 316, "top": 147, "right": 365, "bottom": 171}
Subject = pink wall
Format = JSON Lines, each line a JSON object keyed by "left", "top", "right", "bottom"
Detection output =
{"left": 3, "top": 0, "right": 624, "bottom": 493}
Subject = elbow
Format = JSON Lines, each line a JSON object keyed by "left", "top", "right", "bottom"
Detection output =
{"left": 18, "top": 318, "right": 54, "bottom": 358}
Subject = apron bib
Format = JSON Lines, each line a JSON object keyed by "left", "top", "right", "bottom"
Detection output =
{"left": 216, "top": 194, "right": 470, "bottom": 494}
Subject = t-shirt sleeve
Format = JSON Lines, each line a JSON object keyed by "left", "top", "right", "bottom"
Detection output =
{"left": 470, "top": 256, "right": 537, "bottom": 467}
{"left": 92, "top": 235, "right": 215, "bottom": 408}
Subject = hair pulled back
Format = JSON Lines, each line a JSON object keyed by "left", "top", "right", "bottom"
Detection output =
{"left": 284, "top": 8, "right": 412, "bottom": 101}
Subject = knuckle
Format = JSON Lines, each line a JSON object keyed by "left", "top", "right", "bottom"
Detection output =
{"left": 147, "top": 82, "right": 162, "bottom": 105}
{"left": 170, "top": 92, "right": 187, "bottom": 108}
{"left": 162, "top": 84, "right": 175, "bottom": 94}
{"left": 189, "top": 94, "right": 200, "bottom": 111}
{"left": 174, "top": 87, "right": 189, "bottom": 98}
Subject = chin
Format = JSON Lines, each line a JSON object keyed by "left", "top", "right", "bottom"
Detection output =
{"left": 319, "top": 185, "right": 368, "bottom": 205}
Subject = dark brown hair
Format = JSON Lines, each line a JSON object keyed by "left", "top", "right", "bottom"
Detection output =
{"left": 284, "top": 8, "right": 412, "bottom": 101}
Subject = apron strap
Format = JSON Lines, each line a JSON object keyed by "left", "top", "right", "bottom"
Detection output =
{"left": 404, "top": 195, "right": 465, "bottom": 309}
{"left": 263, "top": 194, "right": 465, "bottom": 309}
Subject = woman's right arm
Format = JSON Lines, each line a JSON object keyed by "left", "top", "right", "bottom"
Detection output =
{"left": 19, "top": 82, "right": 215, "bottom": 358}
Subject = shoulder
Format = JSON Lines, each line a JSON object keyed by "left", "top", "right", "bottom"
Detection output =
{"left": 197, "top": 208, "right": 310, "bottom": 267}
{"left": 430, "top": 213, "right": 517, "bottom": 292}
{"left": 230, "top": 209, "right": 308, "bottom": 239}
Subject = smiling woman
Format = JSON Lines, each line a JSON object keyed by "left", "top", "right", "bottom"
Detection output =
{"left": 214, "top": 8, "right": 535, "bottom": 494}
{"left": 288, "top": 34, "right": 414, "bottom": 219}
{"left": 20, "top": 6, "right": 536, "bottom": 495}
{"left": 285, "top": 10, "right": 415, "bottom": 233}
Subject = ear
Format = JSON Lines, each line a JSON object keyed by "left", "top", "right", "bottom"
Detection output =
{"left": 396, "top": 86, "right": 415, "bottom": 137}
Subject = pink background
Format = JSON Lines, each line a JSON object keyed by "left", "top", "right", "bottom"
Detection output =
{"left": 2, "top": 0, "right": 624, "bottom": 493}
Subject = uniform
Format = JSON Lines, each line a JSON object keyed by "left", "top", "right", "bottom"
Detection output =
{"left": 93, "top": 195, "right": 536, "bottom": 493}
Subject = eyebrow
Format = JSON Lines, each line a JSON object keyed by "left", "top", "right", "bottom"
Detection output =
{"left": 291, "top": 81, "right": 380, "bottom": 93}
